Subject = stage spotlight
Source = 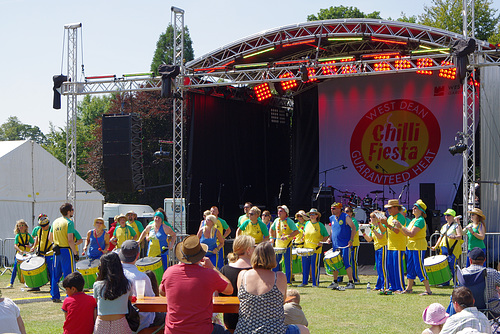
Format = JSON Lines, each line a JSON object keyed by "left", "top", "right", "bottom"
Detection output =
{"left": 158, "top": 64, "right": 180, "bottom": 98}
{"left": 52, "top": 74, "right": 68, "bottom": 109}
{"left": 154, "top": 140, "right": 172, "bottom": 161}
{"left": 452, "top": 38, "right": 476, "bottom": 82}
{"left": 253, "top": 83, "right": 272, "bottom": 101}
{"left": 449, "top": 132, "right": 467, "bottom": 156}
{"left": 300, "top": 65, "right": 309, "bottom": 82}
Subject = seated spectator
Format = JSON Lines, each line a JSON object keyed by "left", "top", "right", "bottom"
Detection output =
{"left": 284, "top": 289, "right": 308, "bottom": 327}
{"left": 93, "top": 252, "right": 133, "bottom": 334}
{"left": 234, "top": 242, "right": 309, "bottom": 334}
{"left": 220, "top": 235, "right": 255, "bottom": 331}
{"left": 462, "top": 247, "right": 500, "bottom": 316}
{"left": 0, "top": 288, "right": 26, "bottom": 334}
{"left": 62, "top": 271, "right": 97, "bottom": 334}
{"left": 440, "top": 286, "right": 491, "bottom": 334}
{"left": 421, "top": 303, "right": 448, "bottom": 334}
{"left": 120, "top": 240, "right": 163, "bottom": 331}
{"left": 160, "top": 235, "right": 233, "bottom": 334}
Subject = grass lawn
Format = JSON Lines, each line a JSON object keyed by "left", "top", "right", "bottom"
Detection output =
{"left": 0, "top": 270, "right": 454, "bottom": 334}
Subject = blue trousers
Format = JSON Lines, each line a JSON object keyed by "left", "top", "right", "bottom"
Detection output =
{"left": 350, "top": 246, "right": 359, "bottom": 282}
{"left": 301, "top": 252, "right": 321, "bottom": 286}
{"left": 273, "top": 247, "right": 292, "bottom": 283}
{"left": 10, "top": 258, "right": 19, "bottom": 285}
{"left": 441, "top": 246, "right": 457, "bottom": 285}
{"left": 406, "top": 250, "right": 428, "bottom": 281}
{"left": 160, "top": 251, "right": 169, "bottom": 271}
{"left": 375, "top": 246, "right": 388, "bottom": 290}
{"left": 51, "top": 248, "right": 75, "bottom": 300}
{"left": 387, "top": 250, "right": 405, "bottom": 291}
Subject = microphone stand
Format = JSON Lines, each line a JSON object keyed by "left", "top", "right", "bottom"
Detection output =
{"left": 315, "top": 182, "right": 325, "bottom": 202}
{"left": 319, "top": 164, "right": 348, "bottom": 185}
{"left": 278, "top": 183, "right": 284, "bottom": 205}
{"left": 199, "top": 183, "right": 203, "bottom": 218}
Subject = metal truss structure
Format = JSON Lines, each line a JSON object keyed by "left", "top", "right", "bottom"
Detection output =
{"left": 61, "top": 14, "right": 499, "bottom": 229}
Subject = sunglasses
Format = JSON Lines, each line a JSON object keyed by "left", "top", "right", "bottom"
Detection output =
{"left": 249, "top": 212, "right": 255, "bottom": 216}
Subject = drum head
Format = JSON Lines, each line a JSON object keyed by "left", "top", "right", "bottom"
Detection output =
{"left": 16, "top": 253, "right": 32, "bottom": 261}
{"left": 20, "top": 256, "right": 45, "bottom": 270}
{"left": 136, "top": 257, "right": 162, "bottom": 266}
{"left": 76, "top": 259, "right": 100, "bottom": 270}
{"left": 424, "top": 255, "right": 447, "bottom": 265}
{"left": 353, "top": 208, "right": 368, "bottom": 224}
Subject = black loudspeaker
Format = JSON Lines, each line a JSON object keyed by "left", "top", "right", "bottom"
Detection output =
{"left": 102, "top": 113, "right": 145, "bottom": 193}
{"left": 419, "top": 183, "right": 435, "bottom": 211}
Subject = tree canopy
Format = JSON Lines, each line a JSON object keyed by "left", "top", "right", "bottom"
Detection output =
{"left": 151, "top": 24, "right": 195, "bottom": 76}
{"left": 0, "top": 116, "right": 47, "bottom": 145}
{"left": 307, "top": 5, "right": 382, "bottom": 21}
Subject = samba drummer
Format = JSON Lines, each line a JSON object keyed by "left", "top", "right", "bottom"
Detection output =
{"left": 327, "top": 202, "right": 356, "bottom": 290}
{"left": 29, "top": 214, "right": 54, "bottom": 292}
{"left": 298, "top": 208, "right": 328, "bottom": 287}
{"left": 82, "top": 217, "right": 110, "bottom": 260}
{"left": 6, "top": 219, "right": 34, "bottom": 289}
{"left": 362, "top": 211, "right": 388, "bottom": 292}
{"left": 236, "top": 206, "right": 269, "bottom": 244}
{"left": 393, "top": 199, "right": 433, "bottom": 296}
{"left": 270, "top": 205, "right": 299, "bottom": 284}
{"left": 430, "top": 209, "right": 463, "bottom": 286}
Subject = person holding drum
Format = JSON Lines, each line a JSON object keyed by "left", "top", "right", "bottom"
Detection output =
{"left": 464, "top": 208, "right": 487, "bottom": 267}
{"left": 6, "top": 219, "right": 34, "bottom": 289}
{"left": 299, "top": 208, "right": 328, "bottom": 287}
{"left": 394, "top": 199, "right": 433, "bottom": 295}
{"left": 270, "top": 205, "right": 299, "bottom": 284}
{"left": 139, "top": 211, "right": 176, "bottom": 271}
{"left": 197, "top": 214, "right": 225, "bottom": 267}
{"left": 327, "top": 202, "right": 356, "bottom": 290}
{"left": 29, "top": 214, "right": 54, "bottom": 292}
{"left": 83, "top": 217, "right": 110, "bottom": 260}
{"left": 362, "top": 211, "right": 388, "bottom": 292}
{"left": 293, "top": 211, "right": 309, "bottom": 249}
{"left": 237, "top": 206, "right": 269, "bottom": 244}
{"left": 431, "top": 209, "right": 463, "bottom": 286}
{"left": 111, "top": 214, "right": 137, "bottom": 250}
{"left": 344, "top": 207, "right": 360, "bottom": 283}
{"left": 383, "top": 199, "right": 408, "bottom": 293}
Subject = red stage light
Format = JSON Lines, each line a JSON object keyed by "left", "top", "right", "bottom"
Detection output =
{"left": 282, "top": 39, "right": 316, "bottom": 47}
{"left": 438, "top": 61, "right": 457, "bottom": 80}
{"left": 416, "top": 58, "right": 434, "bottom": 75}
{"left": 374, "top": 62, "right": 391, "bottom": 71}
{"left": 322, "top": 61, "right": 337, "bottom": 76}
{"left": 85, "top": 75, "right": 116, "bottom": 80}
{"left": 339, "top": 57, "right": 356, "bottom": 74}
{"left": 304, "top": 68, "right": 318, "bottom": 83}
{"left": 279, "top": 72, "right": 298, "bottom": 90}
{"left": 275, "top": 60, "right": 309, "bottom": 66}
{"left": 254, "top": 83, "right": 272, "bottom": 101}
{"left": 395, "top": 58, "right": 411, "bottom": 70}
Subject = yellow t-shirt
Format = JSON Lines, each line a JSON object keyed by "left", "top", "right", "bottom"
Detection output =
{"left": 293, "top": 221, "right": 307, "bottom": 246}
{"left": 369, "top": 227, "right": 387, "bottom": 251}
{"left": 303, "top": 221, "right": 329, "bottom": 254}
{"left": 386, "top": 213, "right": 407, "bottom": 251}
{"left": 406, "top": 216, "right": 427, "bottom": 251}
{"left": 51, "top": 217, "right": 76, "bottom": 248}
{"left": 271, "top": 218, "right": 298, "bottom": 248}
{"left": 239, "top": 219, "right": 269, "bottom": 244}
{"left": 113, "top": 224, "right": 136, "bottom": 248}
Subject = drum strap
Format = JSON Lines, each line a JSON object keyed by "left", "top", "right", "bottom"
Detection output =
{"left": 38, "top": 228, "right": 52, "bottom": 255}
{"left": 94, "top": 229, "right": 104, "bottom": 251}
{"left": 443, "top": 224, "right": 458, "bottom": 252}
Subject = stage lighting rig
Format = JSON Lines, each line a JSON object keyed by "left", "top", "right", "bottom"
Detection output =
{"left": 449, "top": 132, "right": 467, "bottom": 156}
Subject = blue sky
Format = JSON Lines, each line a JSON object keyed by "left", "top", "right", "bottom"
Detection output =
{"left": 1, "top": 0, "right": 498, "bottom": 133}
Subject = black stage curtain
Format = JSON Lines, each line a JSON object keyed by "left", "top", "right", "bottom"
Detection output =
{"left": 186, "top": 92, "right": 291, "bottom": 234}
{"left": 291, "top": 87, "right": 320, "bottom": 216}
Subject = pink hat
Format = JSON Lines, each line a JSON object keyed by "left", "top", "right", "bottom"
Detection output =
{"left": 422, "top": 303, "right": 449, "bottom": 325}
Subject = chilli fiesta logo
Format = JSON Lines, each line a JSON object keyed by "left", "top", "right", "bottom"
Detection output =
{"left": 350, "top": 99, "right": 441, "bottom": 185}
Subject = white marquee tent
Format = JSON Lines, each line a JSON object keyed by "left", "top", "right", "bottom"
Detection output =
{"left": 0, "top": 140, "right": 104, "bottom": 241}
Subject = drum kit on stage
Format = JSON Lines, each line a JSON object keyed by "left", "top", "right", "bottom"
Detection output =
{"left": 339, "top": 189, "right": 386, "bottom": 224}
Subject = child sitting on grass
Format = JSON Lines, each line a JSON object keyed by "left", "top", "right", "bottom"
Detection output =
{"left": 62, "top": 271, "right": 97, "bottom": 334}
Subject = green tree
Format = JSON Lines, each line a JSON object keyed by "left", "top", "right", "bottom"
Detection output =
{"left": 151, "top": 24, "right": 194, "bottom": 76}
{"left": 307, "top": 5, "right": 382, "bottom": 21}
{"left": 419, "top": 0, "right": 499, "bottom": 41}
{"left": 0, "top": 116, "right": 47, "bottom": 144}
{"left": 395, "top": 12, "right": 418, "bottom": 23}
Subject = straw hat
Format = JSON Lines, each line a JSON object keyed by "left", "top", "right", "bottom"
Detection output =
{"left": 422, "top": 303, "right": 449, "bottom": 325}
{"left": 175, "top": 235, "right": 208, "bottom": 264}
{"left": 308, "top": 208, "right": 322, "bottom": 218}
{"left": 468, "top": 208, "right": 485, "bottom": 220}
{"left": 126, "top": 210, "right": 137, "bottom": 219}
{"left": 295, "top": 210, "right": 309, "bottom": 220}
{"left": 384, "top": 199, "right": 402, "bottom": 208}
{"left": 93, "top": 217, "right": 105, "bottom": 225}
{"left": 116, "top": 213, "right": 127, "bottom": 221}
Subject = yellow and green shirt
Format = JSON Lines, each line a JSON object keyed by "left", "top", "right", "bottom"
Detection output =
{"left": 51, "top": 217, "right": 76, "bottom": 248}
{"left": 303, "top": 221, "right": 329, "bottom": 254}
{"left": 386, "top": 213, "right": 407, "bottom": 251}
{"left": 239, "top": 219, "right": 269, "bottom": 244}
{"left": 407, "top": 216, "right": 427, "bottom": 251}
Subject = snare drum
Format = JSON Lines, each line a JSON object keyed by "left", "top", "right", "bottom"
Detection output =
{"left": 273, "top": 247, "right": 286, "bottom": 255}
{"left": 424, "top": 255, "right": 452, "bottom": 285}
{"left": 281, "top": 249, "right": 302, "bottom": 274}
{"left": 20, "top": 256, "right": 49, "bottom": 288}
{"left": 136, "top": 257, "right": 164, "bottom": 285}
{"left": 297, "top": 248, "right": 314, "bottom": 257}
{"left": 15, "top": 253, "right": 33, "bottom": 284}
{"left": 323, "top": 249, "right": 347, "bottom": 275}
{"left": 76, "top": 259, "right": 101, "bottom": 289}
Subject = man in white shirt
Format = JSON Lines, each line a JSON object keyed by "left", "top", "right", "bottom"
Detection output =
{"left": 120, "top": 240, "right": 163, "bottom": 332}
{"left": 441, "top": 286, "right": 491, "bottom": 334}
